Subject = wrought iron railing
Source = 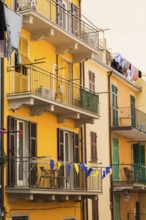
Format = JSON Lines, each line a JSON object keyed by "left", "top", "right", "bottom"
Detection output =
{"left": 16, "top": 0, "right": 104, "bottom": 51}
{"left": 128, "top": 212, "right": 146, "bottom": 220}
{"left": 112, "top": 107, "right": 146, "bottom": 131}
{"left": 112, "top": 164, "right": 146, "bottom": 184}
{"left": 7, "top": 64, "right": 99, "bottom": 114}
{"left": 7, "top": 158, "right": 102, "bottom": 192}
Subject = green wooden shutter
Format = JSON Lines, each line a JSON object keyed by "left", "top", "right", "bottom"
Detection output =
{"left": 112, "top": 137, "right": 119, "bottom": 181}
{"left": 114, "top": 193, "right": 120, "bottom": 220}
{"left": 112, "top": 85, "right": 118, "bottom": 126}
{"left": 29, "top": 122, "right": 37, "bottom": 186}
{"left": 130, "top": 95, "right": 136, "bottom": 127}
{"left": 7, "top": 115, "right": 16, "bottom": 186}
{"left": 133, "top": 144, "right": 145, "bottom": 183}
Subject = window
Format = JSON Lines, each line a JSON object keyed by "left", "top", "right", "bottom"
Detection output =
{"left": 7, "top": 116, "right": 37, "bottom": 187}
{"left": 57, "top": 129, "right": 79, "bottom": 188}
{"left": 57, "top": 0, "right": 68, "bottom": 30}
{"left": 90, "top": 132, "right": 97, "bottom": 162}
{"left": 71, "top": 3, "right": 78, "bottom": 35}
{"left": 89, "top": 71, "right": 95, "bottom": 92}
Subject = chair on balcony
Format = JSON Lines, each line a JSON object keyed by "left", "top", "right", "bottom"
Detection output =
{"left": 123, "top": 167, "right": 134, "bottom": 182}
{"left": 39, "top": 166, "right": 59, "bottom": 188}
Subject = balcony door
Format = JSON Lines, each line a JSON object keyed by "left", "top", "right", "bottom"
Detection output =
{"left": 8, "top": 116, "right": 37, "bottom": 187}
{"left": 57, "top": 0, "right": 68, "bottom": 30}
{"left": 57, "top": 129, "right": 79, "bottom": 189}
{"left": 112, "top": 84, "right": 118, "bottom": 126}
{"left": 133, "top": 144, "right": 146, "bottom": 183}
{"left": 16, "top": 120, "right": 28, "bottom": 186}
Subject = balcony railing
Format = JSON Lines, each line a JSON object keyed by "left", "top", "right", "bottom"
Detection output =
{"left": 7, "top": 158, "right": 102, "bottom": 193}
{"left": 128, "top": 212, "right": 146, "bottom": 220}
{"left": 16, "top": 0, "right": 104, "bottom": 51}
{"left": 112, "top": 164, "right": 146, "bottom": 185}
{"left": 7, "top": 64, "right": 99, "bottom": 115}
{"left": 112, "top": 107, "right": 146, "bottom": 131}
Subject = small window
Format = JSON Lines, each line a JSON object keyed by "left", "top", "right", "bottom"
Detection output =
{"left": 90, "top": 132, "right": 97, "bottom": 162}
{"left": 89, "top": 70, "right": 95, "bottom": 92}
{"left": 12, "top": 216, "right": 29, "bottom": 220}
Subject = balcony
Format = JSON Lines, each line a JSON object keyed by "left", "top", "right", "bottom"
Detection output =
{"left": 5, "top": 158, "right": 102, "bottom": 202}
{"left": 111, "top": 107, "right": 146, "bottom": 141}
{"left": 112, "top": 164, "right": 146, "bottom": 191}
{"left": 16, "top": 0, "right": 104, "bottom": 62}
{"left": 7, "top": 64, "right": 100, "bottom": 127}
{"left": 128, "top": 212, "right": 146, "bottom": 220}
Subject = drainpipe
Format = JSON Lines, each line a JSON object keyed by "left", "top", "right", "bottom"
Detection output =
{"left": 80, "top": 61, "right": 88, "bottom": 220}
{"left": 108, "top": 71, "right": 114, "bottom": 220}
{"left": 0, "top": 58, "right": 4, "bottom": 220}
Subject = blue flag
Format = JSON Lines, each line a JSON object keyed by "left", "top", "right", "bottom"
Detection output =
{"left": 106, "top": 166, "right": 111, "bottom": 175}
{"left": 67, "top": 163, "right": 71, "bottom": 174}
{"left": 86, "top": 168, "right": 93, "bottom": 177}
{"left": 50, "top": 159, "right": 54, "bottom": 170}
{"left": 102, "top": 170, "right": 106, "bottom": 179}
{"left": 80, "top": 162, "right": 87, "bottom": 172}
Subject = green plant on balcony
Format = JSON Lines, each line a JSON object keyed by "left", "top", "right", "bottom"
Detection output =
{"left": 0, "top": 152, "right": 7, "bottom": 166}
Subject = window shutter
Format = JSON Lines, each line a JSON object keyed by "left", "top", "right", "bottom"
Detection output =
{"left": 90, "top": 132, "right": 97, "bottom": 162}
{"left": 7, "top": 115, "right": 16, "bottom": 186}
{"left": 57, "top": 128, "right": 64, "bottom": 161}
{"left": 73, "top": 133, "right": 79, "bottom": 163}
{"left": 29, "top": 122, "right": 37, "bottom": 186}
{"left": 71, "top": 3, "right": 78, "bottom": 35}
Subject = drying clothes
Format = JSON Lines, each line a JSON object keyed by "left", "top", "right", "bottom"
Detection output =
{"left": 128, "top": 63, "right": 132, "bottom": 70}
{"left": 130, "top": 65, "right": 136, "bottom": 78}
{"left": 111, "top": 59, "right": 119, "bottom": 70}
{"left": 0, "top": 40, "right": 7, "bottom": 58}
{"left": 114, "top": 54, "right": 125, "bottom": 68}
{"left": 138, "top": 70, "right": 142, "bottom": 78}
{"left": 4, "top": 5, "right": 22, "bottom": 58}
{"left": 0, "top": 1, "right": 6, "bottom": 40}
{"left": 122, "top": 61, "right": 130, "bottom": 73}
{"left": 126, "top": 69, "right": 133, "bottom": 80}
{"left": 133, "top": 69, "right": 139, "bottom": 81}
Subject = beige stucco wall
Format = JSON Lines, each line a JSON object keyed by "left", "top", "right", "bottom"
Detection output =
{"left": 84, "top": 59, "right": 111, "bottom": 220}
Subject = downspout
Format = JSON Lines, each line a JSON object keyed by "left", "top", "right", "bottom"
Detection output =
{"left": 80, "top": 61, "right": 88, "bottom": 220}
{"left": 108, "top": 71, "right": 114, "bottom": 220}
{"left": 0, "top": 58, "right": 4, "bottom": 219}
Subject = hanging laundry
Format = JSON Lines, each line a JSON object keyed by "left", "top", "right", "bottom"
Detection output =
{"left": 138, "top": 70, "right": 142, "bottom": 78}
{"left": 132, "top": 69, "right": 139, "bottom": 81}
{"left": 4, "top": 4, "right": 22, "bottom": 59}
{"left": 123, "top": 61, "right": 130, "bottom": 74}
{"left": 130, "top": 65, "right": 136, "bottom": 78}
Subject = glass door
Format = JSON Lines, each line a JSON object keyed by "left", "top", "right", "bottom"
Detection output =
{"left": 16, "top": 120, "right": 28, "bottom": 186}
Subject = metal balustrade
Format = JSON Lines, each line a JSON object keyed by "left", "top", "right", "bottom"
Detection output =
{"left": 7, "top": 158, "right": 102, "bottom": 192}
{"left": 112, "top": 107, "right": 146, "bottom": 131}
{"left": 112, "top": 164, "right": 146, "bottom": 184}
{"left": 128, "top": 212, "right": 146, "bottom": 220}
{"left": 16, "top": 0, "right": 104, "bottom": 51}
{"left": 7, "top": 64, "right": 100, "bottom": 115}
